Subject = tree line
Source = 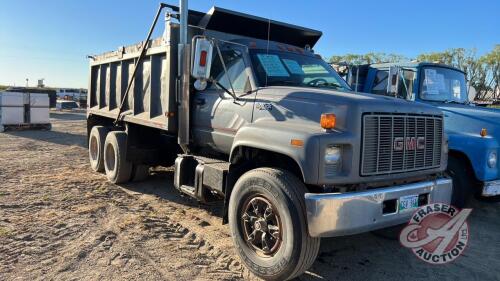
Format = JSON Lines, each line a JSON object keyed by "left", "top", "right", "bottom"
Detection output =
{"left": 329, "top": 45, "right": 500, "bottom": 101}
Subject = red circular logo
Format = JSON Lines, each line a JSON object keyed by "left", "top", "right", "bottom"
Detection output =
{"left": 399, "top": 203, "right": 472, "bottom": 264}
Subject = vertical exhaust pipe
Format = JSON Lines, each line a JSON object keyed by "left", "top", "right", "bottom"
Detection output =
{"left": 178, "top": 0, "right": 190, "bottom": 153}
{"left": 179, "top": 0, "right": 188, "bottom": 46}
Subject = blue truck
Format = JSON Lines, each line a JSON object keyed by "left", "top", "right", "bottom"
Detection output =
{"left": 341, "top": 62, "right": 499, "bottom": 206}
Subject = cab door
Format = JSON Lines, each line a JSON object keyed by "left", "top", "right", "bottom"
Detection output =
{"left": 192, "top": 44, "right": 256, "bottom": 154}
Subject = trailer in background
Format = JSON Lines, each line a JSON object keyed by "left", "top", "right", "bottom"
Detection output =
{"left": 0, "top": 92, "right": 51, "bottom": 132}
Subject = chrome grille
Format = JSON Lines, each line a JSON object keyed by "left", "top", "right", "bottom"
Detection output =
{"left": 361, "top": 114, "right": 443, "bottom": 176}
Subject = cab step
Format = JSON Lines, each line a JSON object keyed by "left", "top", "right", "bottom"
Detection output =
{"left": 174, "top": 155, "right": 229, "bottom": 202}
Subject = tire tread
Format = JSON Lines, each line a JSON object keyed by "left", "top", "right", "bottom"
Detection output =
{"left": 231, "top": 167, "right": 320, "bottom": 281}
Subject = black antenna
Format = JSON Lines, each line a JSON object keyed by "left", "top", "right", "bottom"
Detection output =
{"left": 265, "top": 19, "right": 271, "bottom": 87}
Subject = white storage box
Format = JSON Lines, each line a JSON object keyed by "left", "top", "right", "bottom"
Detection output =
{"left": 0, "top": 91, "right": 51, "bottom": 131}
{"left": 29, "top": 93, "right": 50, "bottom": 124}
{"left": 0, "top": 92, "right": 24, "bottom": 125}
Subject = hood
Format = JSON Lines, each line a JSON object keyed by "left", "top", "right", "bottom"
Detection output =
{"left": 437, "top": 104, "right": 500, "bottom": 139}
{"left": 258, "top": 86, "right": 443, "bottom": 114}
{"left": 254, "top": 86, "right": 443, "bottom": 131}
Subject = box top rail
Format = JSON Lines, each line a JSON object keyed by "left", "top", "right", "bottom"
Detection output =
{"left": 166, "top": 4, "right": 322, "bottom": 48}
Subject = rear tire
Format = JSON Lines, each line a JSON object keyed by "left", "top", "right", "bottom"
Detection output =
{"left": 104, "top": 131, "right": 132, "bottom": 184}
{"left": 88, "top": 126, "right": 108, "bottom": 172}
{"left": 228, "top": 168, "right": 320, "bottom": 281}
{"left": 448, "top": 156, "right": 474, "bottom": 208}
{"left": 131, "top": 165, "right": 150, "bottom": 182}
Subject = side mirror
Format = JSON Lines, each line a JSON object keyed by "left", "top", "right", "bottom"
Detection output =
{"left": 191, "top": 37, "right": 213, "bottom": 81}
{"left": 387, "top": 66, "right": 401, "bottom": 96}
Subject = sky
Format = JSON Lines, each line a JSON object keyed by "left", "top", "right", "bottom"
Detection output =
{"left": 0, "top": 0, "right": 498, "bottom": 88}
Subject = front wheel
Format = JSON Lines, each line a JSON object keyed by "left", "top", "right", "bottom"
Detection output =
{"left": 228, "top": 168, "right": 320, "bottom": 281}
{"left": 448, "top": 156, "right": 474, "bottom": 208}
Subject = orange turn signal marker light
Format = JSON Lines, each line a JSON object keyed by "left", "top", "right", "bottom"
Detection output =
{"left": 320, "top": 113, "right": 336, "bottom": 130}
{"left": 290, "top": 139, "right": 304, "bottom": 147}
{"left": 481, "top": 128, "right": 488, "bottom": 137}
{"left": 199, "top": 50, "right": 207, "bottom": 66}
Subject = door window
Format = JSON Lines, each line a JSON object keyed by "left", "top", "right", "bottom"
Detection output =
{"left": 371, "top": 71, "right": 389, "bottom": 96}
{"left": 371, "top": 69, "right": 415, "bottom": 99}
{"left": 209, "top": 48, "right": 250, "bottom": 93}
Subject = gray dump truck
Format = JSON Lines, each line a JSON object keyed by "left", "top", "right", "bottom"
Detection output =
{"left": 87, "top": 2, "right": 452, "bottom": 280}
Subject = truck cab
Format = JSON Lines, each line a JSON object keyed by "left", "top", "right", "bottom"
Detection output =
{"left": 346, "top": 62, "right": 500, "bottom": 205}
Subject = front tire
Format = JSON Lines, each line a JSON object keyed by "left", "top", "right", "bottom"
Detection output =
{"left": 228, "top": 168, "right": 320, "bottom": 281}
{"left": 448, "top": 156, "right": 474, "bottom": 208}
{"left": 104, "top": 131, "right": 132, "bottom": 184}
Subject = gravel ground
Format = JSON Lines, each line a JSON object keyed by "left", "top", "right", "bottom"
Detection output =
{"left": 0, "top": 111, "right": 499, "bottom": 281}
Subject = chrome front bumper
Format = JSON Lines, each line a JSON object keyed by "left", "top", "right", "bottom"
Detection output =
{"left": 305, "top": 178, "right": 452, "bottom": 237}
{"left": 482, "top": 180, "right": 500, "bottom": 196}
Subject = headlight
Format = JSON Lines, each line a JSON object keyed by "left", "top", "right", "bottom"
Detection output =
{"left": 488, "top": 151, "right": 497, "bottom": 168}
{"left": 325, "top": 146, "right": 342, "bottom": 165}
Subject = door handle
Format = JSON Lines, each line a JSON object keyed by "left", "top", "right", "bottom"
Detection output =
{"left": 195, "top": 98, "right": 206, "bottom": 106}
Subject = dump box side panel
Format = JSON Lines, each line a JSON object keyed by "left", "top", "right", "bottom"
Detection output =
{"left": 88, "top": 23, "right": 181, "bottom": 132}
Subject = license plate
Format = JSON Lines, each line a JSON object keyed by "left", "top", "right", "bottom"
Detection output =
{"left": 399, "top": 194, "right": 419, "bottom": 212}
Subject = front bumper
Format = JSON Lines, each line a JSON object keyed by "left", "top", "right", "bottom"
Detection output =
{"left": 482, "top": 180, "right": 500, "bottom": 196}
{"left": 304, "top": 178, "right": 452, "bottom": 237}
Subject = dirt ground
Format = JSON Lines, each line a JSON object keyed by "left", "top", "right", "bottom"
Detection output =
{"left": 0, "top": 111, "right": 499, "bottom": 281}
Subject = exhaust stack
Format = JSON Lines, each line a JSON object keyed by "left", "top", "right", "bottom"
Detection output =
{"left": 177, "top": 0, "right": 190, "bottom": 153}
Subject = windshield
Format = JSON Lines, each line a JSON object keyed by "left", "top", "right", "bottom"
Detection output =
{"left": 420, "top": 67, "right": 468, "bottom": 103}
{"left": 249, "top": 50, "right": 350, "bottom": 91}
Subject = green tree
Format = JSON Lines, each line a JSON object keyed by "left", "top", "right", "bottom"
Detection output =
{"left": 330, "top": 52, "right": 407, "bottom": 65}
{"left": 480, "top": 45, "right": 500, "bottom": 100}
{"left": 330, "top": 46, "right": 499, "bottom": 101}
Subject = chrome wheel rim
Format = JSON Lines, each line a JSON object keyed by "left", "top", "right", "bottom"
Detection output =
{"left": 240, "top": 195, "right": 282, "bottom": 257}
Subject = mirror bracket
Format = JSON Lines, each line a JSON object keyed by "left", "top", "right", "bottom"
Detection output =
{"left": 387, "top": 66, "right": 401, "bottom": 97}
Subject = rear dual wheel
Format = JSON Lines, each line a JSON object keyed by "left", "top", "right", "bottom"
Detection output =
{"left": 89, "top": 128, "right": 149, "bottom": 183}
{"left": 104, "top": 131, "right": 132, "bottom": 184}
{"left": 131, "top": 164, "right": 150, "bottom": 182}
{"left": 89, "top": 126, "right": 108, "bottom": 172}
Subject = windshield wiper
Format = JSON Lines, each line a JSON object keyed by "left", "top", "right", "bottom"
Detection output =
{"left": 443, "top": 100, "right": 470, "bottom": 105}
{"left": 309, "top": 82, "right": 343, "bottom": 90}
{"left": 443, "top": 100, "right": 466, "bottom": 104}
{"left": 269, "top": 80, "right": 301, "bottom": 86}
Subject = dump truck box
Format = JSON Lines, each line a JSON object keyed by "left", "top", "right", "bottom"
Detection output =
{"left": 87, "top": 6, "right": 322, "bottom": 133}
{"left": 88, "top": 30, "right": 182, "bottom": 131}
